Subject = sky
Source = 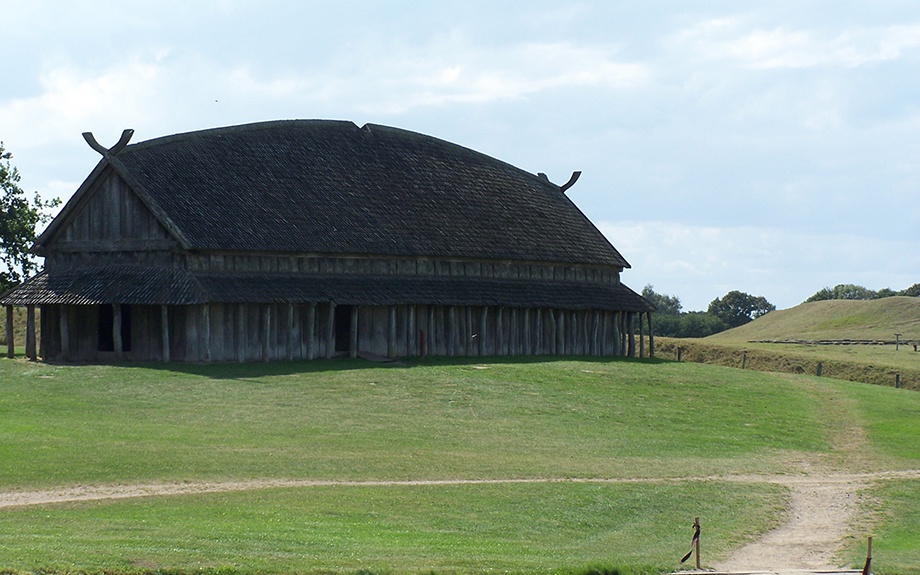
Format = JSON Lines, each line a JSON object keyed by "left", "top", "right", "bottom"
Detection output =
{"left": 2, "top": 1, "right": 918, "bottom": 311}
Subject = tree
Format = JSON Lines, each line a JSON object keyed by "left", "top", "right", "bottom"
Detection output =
{"left": 806, "top": 284, "right": 877, "bottom": 302}
{"left": 641, "top": 284, "right": 682, "bottom": 316}
{"left": 899, "top": 283, "right": 920, "bottom": 297}
{"left": 0, "top": 142, "right": 59, "bottom": 292}
{"left": 707, "top": 290, "right": 775, "bottom": 328}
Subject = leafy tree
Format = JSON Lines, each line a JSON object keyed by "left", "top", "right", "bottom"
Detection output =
{"left": 899, "top": 283, "right": 920, "bottom": 297}
{"left": 655, "top": 311, "right": 727, "bottom": 338}
{"left": 0, "top": 142, "right": 59, "bottom": 292}
{"left": 641, "top": 284, "right": 682, "bottom": 316}
{"left": 806, "top": 284, "right": 878, "bottom": 302}
{"left": 707, "top": 290, "right": 775, "bottom": 328}
{"left": 875, "top": 288, "right": 897, "bottom": 299}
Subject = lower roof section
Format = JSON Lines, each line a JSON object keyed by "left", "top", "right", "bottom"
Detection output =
{"left": 0, "top": 265, "right": 652, "bottom": 312}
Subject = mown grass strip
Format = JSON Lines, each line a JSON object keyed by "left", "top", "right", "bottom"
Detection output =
{"left": 0, "top": 481, "right": 786, "bottom": 575}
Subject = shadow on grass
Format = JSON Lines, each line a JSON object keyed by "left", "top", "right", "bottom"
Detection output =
{"left": 82, "top": 353, "right": 669, "bottom": 380}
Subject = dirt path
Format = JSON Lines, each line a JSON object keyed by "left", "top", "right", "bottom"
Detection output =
{"left": 2, "top": 470, "right": 919, "bottom": 574}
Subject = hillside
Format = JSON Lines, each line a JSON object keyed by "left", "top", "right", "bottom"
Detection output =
{"left": 707, "top": 296, "right": 920, "bottom": 343}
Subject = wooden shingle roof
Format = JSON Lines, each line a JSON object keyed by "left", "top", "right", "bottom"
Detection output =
{"left": 51, "top": 120, "right": 629, "bottom": 268}
{"left": 1, "top": 266, "right": 651, "bottom": 312}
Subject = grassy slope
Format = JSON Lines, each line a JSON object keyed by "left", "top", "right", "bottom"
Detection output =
{"left": 655, "top": 297, "right": 920, "bottom": 390}
{"left": 708, "top": 296, "right": 920, "bottom": 343}
{"left": 0, "top": 357, "right": 918, "bottom": 575}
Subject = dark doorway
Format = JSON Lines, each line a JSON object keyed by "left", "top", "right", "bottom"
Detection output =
{"left": 97, "top": 304, "right": 132, "bottom": 352}
{"left": 334, "top": 305, "right": 352, "bottom": 352}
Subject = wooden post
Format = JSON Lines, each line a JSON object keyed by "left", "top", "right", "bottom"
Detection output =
{"left": 5, "top": 305, "right": 13, "bottom": 358}
{"left": 466, "top": 307, "right": 473, "bottom": 356}
{"left": 817, "top": 361, "right": 823, "bottom": 377}
{"left": 694, "top": 517, "right": 701, "bottom": 570}
{"left": 627, "top": 313, "right": 636, "bottom": 358}
{"left": 26, "top": 305, "right": 37, "bottom": 361}
{"left": 287, "top": 303, "right": 296, "bottom": 361}
{"left": 677, "top": 346, "right": 682, "bottom": 362}
{"left": 742, "top": 351, "right": 747, "bottom": 369}
{"left": 479, "top": 307, "right": 488, "bottom": 356}
{"left": 112, "top": 304, "right": 123, "bottom": 359}
{"left": 306, "top": 302, "right": 316, "bottom": 360}
{"left": 647, "top": 312, "right": 655, "bottom": 358}
{"left": 160, "top": 305, "right": 170, "bottom": 362}
{"left": 638, "top": 312, "right": 644, "bottom": 358}
{"left": 447, "top": 306, "right": 456, "bottom": 357}
{"left": 864, "top": 536, "right": 872, "bottom": 575}
{"left": 557, "top": 310, "right": 566, "bottom": 355}
{"left": 236, "top": 303, "right": 246, "bottom": 362}
{"left": 59, "top": 306, "right": 70, "bottom": 361}
{"left": 326, "top": 302, "right": 336, "bottom": 359}
{"left": 349, "top": 305, "right": 358, "bottom": 359}
{"left": 388, "top": 306, "right": 397, "bottom": 358}
{"left": 896, "top": 373, "right": 901, "bottom": 389}
{"left": 408, "top": 305, "right": 416, "bottom": 357}
{"left": 535, "top": 308, "right": 543, "bottom": 355}
{"left": 547, "top": 308, "right": 557, "bottom": 355}
{"left": 262, "top": 304, "right": 272, "bottom": 362}
{"left": 201, "top": 304, "right": 211, "bottom": 363}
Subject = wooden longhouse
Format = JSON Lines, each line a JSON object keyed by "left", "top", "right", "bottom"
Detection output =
{"left": 1, "top": 120, "right": 653, "bottom": 363}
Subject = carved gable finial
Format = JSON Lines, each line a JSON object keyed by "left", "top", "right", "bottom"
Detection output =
{"left": 82, "top": 129, "right": 135, "bottom": 157}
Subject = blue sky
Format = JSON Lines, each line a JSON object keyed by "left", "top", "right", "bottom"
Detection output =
{"left": 3, "top": 1, "right": 918, "bottom": 310}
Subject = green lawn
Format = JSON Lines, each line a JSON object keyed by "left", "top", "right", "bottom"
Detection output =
{"left": 0, "top": 356, "right": 918, "bottom": 574}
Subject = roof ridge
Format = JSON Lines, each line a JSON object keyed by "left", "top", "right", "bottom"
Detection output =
{"left": 121, "top": 119, "right": 362, "bottom": 154}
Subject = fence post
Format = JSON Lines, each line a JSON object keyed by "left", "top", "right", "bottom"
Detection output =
{"left": 677, "top": 346, "right": 682, "bottom": 362}
{"left": 817, "top": 362, "right": 823, "bottom": 377}
{"left": 895, "top": 373, "right": 901, "bottom": 389}
{"left": 742, "top": 351, "right": 747, "bottom": 369}
{"left": 694, "top": 517, "right": 701, "bottom": 570}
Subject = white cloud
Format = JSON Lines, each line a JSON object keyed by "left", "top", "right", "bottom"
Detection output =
{"left": 0, "top": 56, "right": 168, "bottom": 149}
{"left": 675, "top": 19, "right": 920, "bottom": 69}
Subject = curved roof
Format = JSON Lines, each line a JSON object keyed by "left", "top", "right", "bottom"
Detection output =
{"left": 67, "top": 120, "right": 628, "bottom": 268}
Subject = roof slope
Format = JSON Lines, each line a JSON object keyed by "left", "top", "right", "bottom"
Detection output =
{"left": 1, "top": 266, "right": 652, "bottom": 311}
{"left": 65, "top": 120, "right": 628, "bottom": 267}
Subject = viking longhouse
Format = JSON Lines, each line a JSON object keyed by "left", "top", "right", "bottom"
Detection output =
{"left": 1, "top": 120, "right": 653, "bottom": 362}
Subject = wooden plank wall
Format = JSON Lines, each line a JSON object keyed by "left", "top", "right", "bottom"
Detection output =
{"left": 37, "top": 303, "right": 647, "bottom": 363}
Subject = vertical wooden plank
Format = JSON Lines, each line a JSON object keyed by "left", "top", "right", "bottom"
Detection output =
{"left": 60, "top": 305, "right": 70, "bottom": 360}
{"left": 287, "top": 303, "right": 296, "bottom": 361}
{"left": 638, "top": 313, "right": 645, "bottom": 358}
{"left": 349, "top": 305, "right": 358, "bottom": 359}
{"left": 534, "top": 309, "right": 543, "bottom": 355}
{"left": 388, "top": 306, "right": 397, "bottom": 358}
{"left": 406, "top": 305, "right": 415, "bottom": 357}
{"left": 447, "top": 307, "right": 456, "bottom": 357}
{"left": 647, "top": 312, "right": 655, "bottom": 358}
{"left": 25, "top": 305, "right": 37, "bottom": 361}
{"left": 496, "top": 306, "right": 505, "bottom": 356}
{"left": 161, "top": 305, "right": 170, "bottom": 362}
{"left": 595, "top": 310, "right": 602, "bottom": 356}
{"left": 235, "top": 304, "right": 245, "bottom": 362}
{"left": 557, "top": 310, "right": 566, "bottom": 355}
{"left": 261, "top": 305, "right": 271, "bottom": 362}
{"left": 201, "top": 304, "right": 211, "bottom": 363}
{"left": 326, "top": 302, "right": 336, "bottom": 359}
{"left": 509, "top": 308, "right": 518, "bottom": 355}
{"left": 479, "top": 307, "right": 488, "bottom": 357}
{"left": 5, "top": 305, "right": 13, "bottom": 358}
{"left": 547, "top": 309, "right": 557, "bottom": 355}
{"left": 112, "top": 304, "right": 123, "bottom": 360}
{"left": 427, "top": 306, "right": 435, "bottom": 357}
{"left": 522, "top": 308, "right": 531, "bottom": 355}
{"left": 465, "top": 307, "right": 473, "bottom": 356}
{"left": 306, "top": 303, "right": 316, "bottom": 360}
{"left": 627, "top": 313, "right": 636, "bottom": 358}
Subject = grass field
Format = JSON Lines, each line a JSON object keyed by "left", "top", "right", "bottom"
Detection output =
{"left": 1, "top": 355, "right": 919, "bottom": 575}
